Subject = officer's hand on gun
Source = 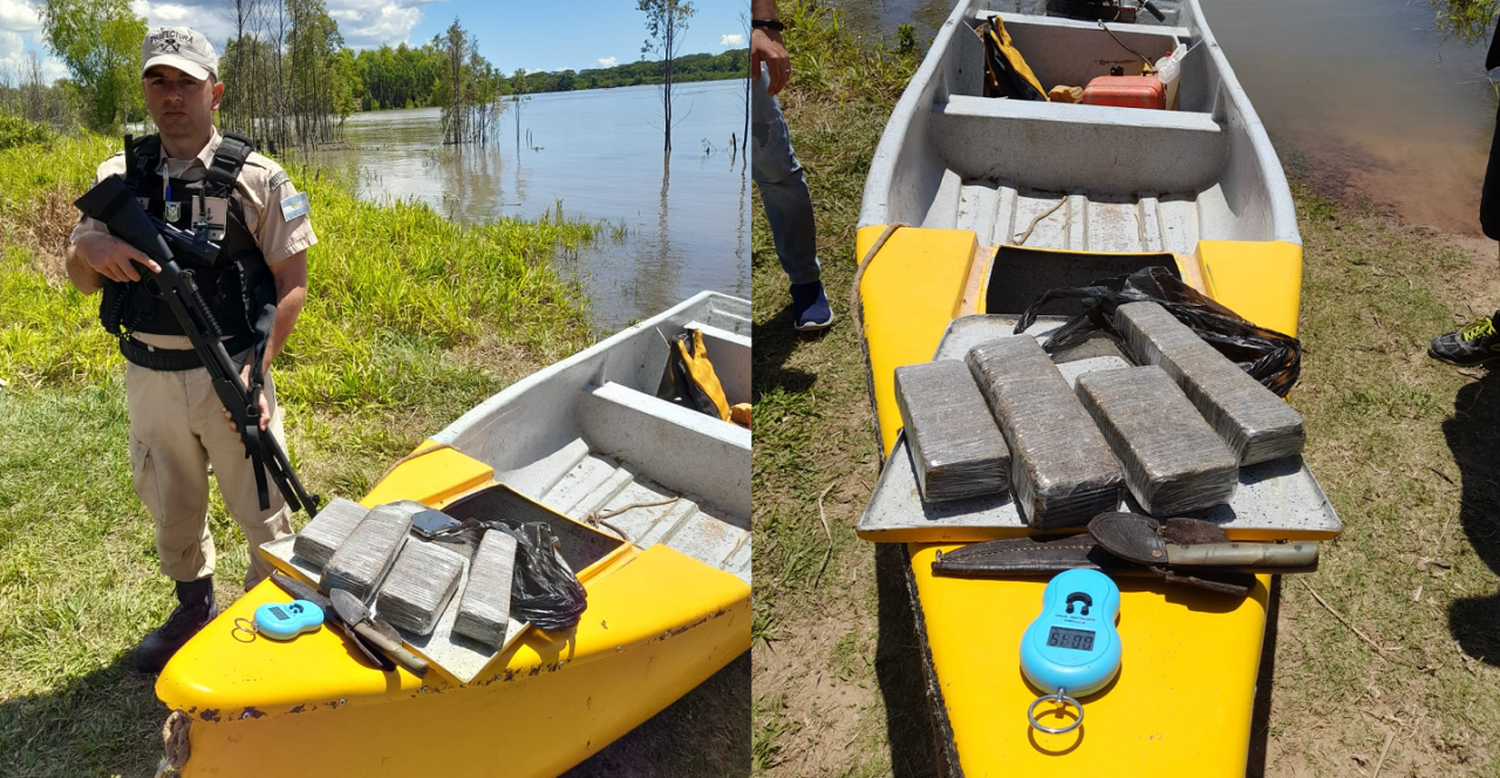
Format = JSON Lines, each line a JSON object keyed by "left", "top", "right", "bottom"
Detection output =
{"left": 75, "top": 232, "right": 161, "bottom": 283}
{"left": 222, "top": 361, "right": 271, "bottom": 434}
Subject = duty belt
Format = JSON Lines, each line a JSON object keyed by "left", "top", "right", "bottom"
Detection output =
{"left": 120, "top": 333, "right": 255, "bottom": 371}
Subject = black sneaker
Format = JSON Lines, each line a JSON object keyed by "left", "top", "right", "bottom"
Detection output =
{"left": 1429, "top": 314, "right": 1500, "bottom": 367}
{"left": 132, "top": 578, "right": 217, "bottom": 674}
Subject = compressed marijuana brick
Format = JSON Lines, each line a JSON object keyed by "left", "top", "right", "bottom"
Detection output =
{"left": 1115, "top": 301, "right": 1304, "bottom": 465}
{"left": 322, "top": 502, "right": 415, "bottom": 602}
{"left": 292, "top": 497, "right": 368, "bottom": 568}
{"left": 966, "top": 336, "right": 1124, "bottom": 529}
{"left": 894, "top": 359, "right": 1011, "bottom": 502}
{"left": 1075, "top": 366, "right": 1239, "bottom": 514}
{"left": 375, "top": 539, "right": 466, "bottom": 636}
{"left": 454, "top": 529, "right": 519, "bottom": 647}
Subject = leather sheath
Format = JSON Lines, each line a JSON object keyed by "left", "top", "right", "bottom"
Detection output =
{"left": 931, "top": 524, "right": 1261, "bottom": 596}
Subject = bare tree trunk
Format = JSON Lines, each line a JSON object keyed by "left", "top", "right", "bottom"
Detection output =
{"left": 662, "top": 16, "right": 673, "bottom": 153}
{"left": 22, "top": 52, "right": 44, "bottom": 124}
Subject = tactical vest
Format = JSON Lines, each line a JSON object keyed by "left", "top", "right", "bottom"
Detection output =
{"left": 99, "top": 133, "right": 277, "bottom": 370}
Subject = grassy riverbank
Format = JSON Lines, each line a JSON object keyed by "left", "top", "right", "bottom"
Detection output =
{"left": 751, "top": 4, "right": 1500, "bottom": 777}
{"left": 0, "top": 127, "right": 748, "bottom": 777}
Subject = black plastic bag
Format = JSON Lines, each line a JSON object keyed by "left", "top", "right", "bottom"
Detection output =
{"left": 1013, "top": 265, "right": 1301, "bottom": 397}
{"left": 493, "top": 521, "right": 587, "bottom": 633}
{"left": 436, "top": 519, "right": 586, "bottom": 633}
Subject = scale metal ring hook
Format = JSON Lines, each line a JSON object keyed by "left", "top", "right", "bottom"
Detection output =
{"left": 232, "top": 617, "right": 258, "bottom": 642}
{"left": 1028, "top": 689, "right": 1083, "bottom": 735}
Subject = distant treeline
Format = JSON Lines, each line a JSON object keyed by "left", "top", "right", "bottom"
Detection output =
{"left": 355, "top": 46, "right": 745, "bottom": 111}
{"left": 23, "top": 0, "right": 745, "bottom": 150}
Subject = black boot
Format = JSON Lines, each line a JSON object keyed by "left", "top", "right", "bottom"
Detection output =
{"left": 132, "top": 577, "right": 217, "bottom": 674}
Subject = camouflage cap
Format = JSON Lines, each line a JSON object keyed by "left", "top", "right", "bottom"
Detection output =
{"left": 141, "top": 27, "right": 217, "bottom": 81}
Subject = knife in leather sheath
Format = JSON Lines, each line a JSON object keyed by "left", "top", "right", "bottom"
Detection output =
{"left": 930, "top": 513, "right": 1317, "bottom": 595}
{"left": 1088, "top": 512, "right": 1319, "bottom": 571}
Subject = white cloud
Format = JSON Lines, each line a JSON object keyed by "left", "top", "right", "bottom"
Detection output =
{"left": 0, "top": 0, "right": 40, "bottom": 32}
{"left": 38, "top": 54, "right": 63, "bottom": 81}
{"left": 122, "top": 0, "right": 432, "bottom": 51}
{"left": 719, "top": 33, "right": 744, "bottom": 47}
{"left": 134, "top": 1, "right": 235, "bottom": 42}
{"left": 337, "top": 1, "right": 425, "bottom": 49}
{"left": 152, "top": 3, "right": 192, "bottom": 23}
{"left": 597, "top": 56, "right": 616, "bottom": 68}
{"left": 0, "top": 29, "right": 21, "bottom": 58}
{"left": 0, "top": 29, "right": 65, "bottom": 86}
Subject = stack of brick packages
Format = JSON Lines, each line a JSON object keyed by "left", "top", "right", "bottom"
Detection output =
{"left": 1115, "top": 301, "right": 1304, "bottom": 465}
{"left": 1075, "top": 365, "right": 1239, "bottom": 515}
{"left": 897, "top": 304, "right": 1304, "bottom": 523}
{"left": 893, "top": 359, "right": 1011, "bottom": 502}
{"left": 966, "top": 336, "right": 1125, "bottom": 529}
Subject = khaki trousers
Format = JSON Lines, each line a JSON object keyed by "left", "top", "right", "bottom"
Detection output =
{"left": 126, "top": 352, "right": 292, "bottom": 589}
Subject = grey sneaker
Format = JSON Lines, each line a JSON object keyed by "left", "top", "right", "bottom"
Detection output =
{"left": 1429, "top": 313, "right": 1500, "bottom": 367}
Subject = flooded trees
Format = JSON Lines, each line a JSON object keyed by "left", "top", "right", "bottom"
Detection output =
{"left": 219, "top": 0, "right": 357, "bottom": 154}
{"left": 433, "top": 19, "right": 504, "bottom": 146}
{"left": 638, "top": 0, "right": 697, "bottom": 153}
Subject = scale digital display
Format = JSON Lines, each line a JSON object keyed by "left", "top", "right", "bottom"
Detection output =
{"left": 1046, "top": 626, "right": 1096, "bottom": 652}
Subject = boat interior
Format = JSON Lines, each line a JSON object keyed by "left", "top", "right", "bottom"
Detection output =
{"left": 867, "top": 0, "right": 1297, "bottom": 255}
{"left": 433, "top": 292, "right": 752, "bottom": 585}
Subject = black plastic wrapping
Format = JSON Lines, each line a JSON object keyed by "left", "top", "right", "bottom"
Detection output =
{"left": 1013, "top": 265, "right": 1301, "bottom": 397}
{"left": 488, "top": 521, "right": 588, "bottom": 633}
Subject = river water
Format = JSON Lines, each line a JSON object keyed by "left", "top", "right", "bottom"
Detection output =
{"left": 315, "top": 80, "right": 752, "bottom": 333}
{"left": 862, "top": 0, "right": 1497, "bottom": 236}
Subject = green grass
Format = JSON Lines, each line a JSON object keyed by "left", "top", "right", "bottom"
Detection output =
{"left": 750, "top": 3, "right": 919, "bottom": 775}
{"left": 751, "top": 4, "right": 1500, "bottom": 777}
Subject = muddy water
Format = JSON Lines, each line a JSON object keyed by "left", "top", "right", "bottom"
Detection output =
{"left": 314, "top": 80, "right": 751, "bottom": 333}
{"left": 1200, "top": 0, "right": 1494, "bottom": 236}
{"left": 864, "top": 0, "right": 1498, "bottom": 235}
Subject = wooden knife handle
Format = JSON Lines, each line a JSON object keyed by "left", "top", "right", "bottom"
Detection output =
{"left": 351, "top": 621, "right": 429, "bottom": 677}
{"left": 1168, "top": 541, "right": 1318, "bottom": 568}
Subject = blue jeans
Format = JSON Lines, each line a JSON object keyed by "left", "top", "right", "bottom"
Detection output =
{"left": 752, "top": 70, "right": 821, "bottom": 286}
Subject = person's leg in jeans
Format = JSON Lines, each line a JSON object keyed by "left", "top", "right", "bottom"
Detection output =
{"left": 752, "top": 70, "right": 832, "bottom": 330}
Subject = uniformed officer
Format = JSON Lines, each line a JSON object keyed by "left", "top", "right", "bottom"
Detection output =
{"left": 64, "top": 27, "right": 316, "bottom": 673}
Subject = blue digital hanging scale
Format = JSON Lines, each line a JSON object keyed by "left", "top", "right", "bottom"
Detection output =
{"left": 251, "top": 599, "right": 325, "bottom": 641}
{"left": 1020, "top": 568, "right": 1122, "bottom": 734}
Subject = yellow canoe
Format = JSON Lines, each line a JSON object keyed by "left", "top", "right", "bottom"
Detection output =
{"left": 854, "top": 2, "right": 1339, "bottom": 774}
{"left": 155, "top": 292, "right": 751, "bottom": 777}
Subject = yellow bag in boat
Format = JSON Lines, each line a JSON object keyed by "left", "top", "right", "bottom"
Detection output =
{"left": 982, "top": 16, "right": 1048, "bottom": 101}
{"left": 668, "top": 330, "right": 730, "bottom": 422}
{"left": 1048, "top": 84, "right": 1084, "bottom": 103}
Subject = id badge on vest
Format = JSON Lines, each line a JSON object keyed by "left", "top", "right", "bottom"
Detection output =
{"left": 191, "top": 196, "right": 230, "bottom": 242}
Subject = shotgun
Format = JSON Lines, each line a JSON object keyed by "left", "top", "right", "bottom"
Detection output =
{"left": 75, "top": 173, "right": 320, "bottom": 516}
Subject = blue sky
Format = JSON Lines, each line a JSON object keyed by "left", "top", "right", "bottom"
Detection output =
{"left": 0, "top": 0, "right": 749, "bottom": 83}
{"left": 413, "top": 1, "right": 750, "bottom": 74}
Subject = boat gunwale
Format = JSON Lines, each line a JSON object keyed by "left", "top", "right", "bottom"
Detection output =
{"left": 431, "top": 290, "right": 749, "bottom": 449}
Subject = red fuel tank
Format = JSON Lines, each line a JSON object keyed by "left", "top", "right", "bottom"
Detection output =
{"left": 1081, "top": 75, "right": 1166, "bottom": 110}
